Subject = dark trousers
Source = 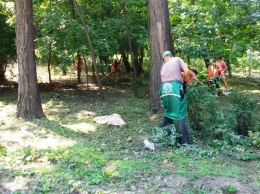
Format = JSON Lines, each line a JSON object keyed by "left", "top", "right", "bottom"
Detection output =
{"left": 162, "top": 116, "right": 189, "bottom": 144}
{"left": 207, "top": 77, "right": 220, "bottom": 88}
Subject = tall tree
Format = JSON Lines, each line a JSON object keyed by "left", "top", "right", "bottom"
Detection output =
{"left": 72, "top": 0, "right": 103, "bottom": 98}
{"left": 148, "top": 0, "right": 173, "bottom": 113}
{"left": 15, "top": 0, "right": 45, "bottom": 119}
{"left": 121, "top": 2, "right": 138, "bottom": 97}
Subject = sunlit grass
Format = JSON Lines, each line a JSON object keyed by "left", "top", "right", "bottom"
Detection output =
{"left": 0, "top": 74, "right": 259, "bottom": 193}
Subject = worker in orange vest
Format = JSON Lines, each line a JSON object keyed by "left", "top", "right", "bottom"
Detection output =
{"left": 207, "top": 59, "right": 220, "bottom": 89}
{"left": 75, "top": 58, "right": 83, "bottom": 70}
{"left": 111, "top": 60, "right": 122, "bottom": 73}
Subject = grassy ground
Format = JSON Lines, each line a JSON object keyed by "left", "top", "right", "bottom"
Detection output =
{"left": 0, "top": 69, "right": 260, "bottom": 194}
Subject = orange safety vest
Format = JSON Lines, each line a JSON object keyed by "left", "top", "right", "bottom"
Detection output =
{"left": 207, "top": 65, "right": 219, "bottom": 81}
{"left": 75, "top": 59, "right": 83, "bottom": 69}
{"left": 111, "top": 60, "right": 122, "bottom": 73}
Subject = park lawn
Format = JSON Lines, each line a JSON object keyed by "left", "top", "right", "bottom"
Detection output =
{"left": 0, "top": 74, "right": 260, "bottom": 194}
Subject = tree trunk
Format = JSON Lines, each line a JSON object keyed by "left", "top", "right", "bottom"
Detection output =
{"left": 72, "top": 0, "right": 103, "bottom": 99}
{"left": 77, "top": 51, "right": 82, "bottom": 83}
{"left": 120, "top": 48, "right": 131, "bottom": 73}
{"left": 15, "top": 0, "right": 45, "bottom": 120}
{"left": 204, "top": 58, "right": 211, "bottom": 69}
{"left": 148, "top": 0, "right": 174, "bottom": 113}
{"left": 82, "top": 54, "right": 89, "bottom": 91}
{"left": 134, "top": 48, "right": 145, "bottom": 77}
{"left": 225, "top": 57, "right": 232, "bottom": 77}
{"left": 121, "top": 2, "right": 138, "bottom": 97}
{"left": 47, "top": 40, "right": 52, "bottom": 84}
{"left": 0, "top": 62, "right": 7, "bottom": 86}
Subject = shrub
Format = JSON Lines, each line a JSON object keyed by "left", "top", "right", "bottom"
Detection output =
{"left": 226, "top": 91, "right": 258, "bottom": 136}
{"left": 186, "top": 84, "right": 224, "bottom": 134}
{"left": 249, "top": 131, "right": 260, "bottom": 148}
{"left": 209, "top": 131, "right": 259, "bottom": 160}
{"left": 153, "top": 124, "right": 181, "bottom": 147}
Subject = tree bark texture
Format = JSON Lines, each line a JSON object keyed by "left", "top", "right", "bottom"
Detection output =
{"left": 15, "top": 0, "right": 45, "bottom": 119}
{"left": 148, "top": 0, "right": 173, "bottom": 113}
{"left": 119, "top": 48, "right": 132, "bottom": 73}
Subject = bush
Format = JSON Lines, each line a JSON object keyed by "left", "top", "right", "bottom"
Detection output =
{"left": 237, "top": 55, "right": 260, "bottom": 70}
{"left": 153, "top": 124, "right": 181, "bottom": 147}
{"left": 98, "top": 64, "right": 110, "bottom": 72}
{"left": 249, "top": 131, "right": 260, "bottom": 148}
{"left": 208, "top": 130, "right": 259, "bottom": 160}
{"left": 226, "top": 91, "right": 259, "bottom": 136}
{"left": 186, "top": 84, "right": 224, "bottom": 134}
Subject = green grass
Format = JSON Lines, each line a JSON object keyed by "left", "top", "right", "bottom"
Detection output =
{"left": 170, "top": 148, "right": 244, "bottom": 177}
{"left": 0, "top": 75, "right": 260, "bottom": 193}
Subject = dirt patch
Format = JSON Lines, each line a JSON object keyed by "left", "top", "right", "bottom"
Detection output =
{"left": 86, "top": 174, "right": 258, "bottom": 193}
{"left": 194, "top": 176, "right": 255, "bottom": 194}
{"left": 86, "top": 175, "right": 189, "bottom": 193}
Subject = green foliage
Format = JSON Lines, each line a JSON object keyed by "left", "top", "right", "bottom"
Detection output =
{"left": 186, "top": 84, "right": 224, "bottom": 133}
{"left": 185, "top": 85, "right": 260, "bottom": 160}
{"left": 221, "top": 186, "right": 237, "bottom": 194}
{"left": 33, "top": 0, "right": 149, "bottom": 78}
{"left": 170, "top": 0, "right": 260, "bottom": 70}
{"left": 0, "top": 6, "right": 16, "bottom": 81}
{"left": 31, "top": 143, "right": 109, "bottom": 192}
{"left": 153, "top": 124, "right": 181, "bottom": 147}
{"left": 130, "top": 77, "right": 144, "bottom": 87}
{"left": 210, "top": 131, "right": 260, "bottom": 160}
{"left": 237, "top": 54, "right": 260, "bottom": 70}
{"left": 249, "top": 131, "right": 260, "bottom": 148}
{"left": 226, "top": 91, "right": 259, "bottom": 135}
{"left": 97, "top": 64, "right": 110, "bottom": 72}
{"left": 169, "top": 147, "right": 244, "bottom": 177}
{"left": 0, "top": 144, "right": 7, "bottom": 156}
{"left": 0, "top": 12, "right": 16, "bottom": 64}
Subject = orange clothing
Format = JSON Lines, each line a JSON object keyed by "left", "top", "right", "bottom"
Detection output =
{"left": 207, "top": 65, "right": 219, "bottom": 81}
{"left": 181, "top": 70, "right": 196, "bottom": 84}
{"left": 75, "top": 59, "right": 83, "bottom": 69}
{"left": 111, "top": 60, "right": 122, "bottom": 73}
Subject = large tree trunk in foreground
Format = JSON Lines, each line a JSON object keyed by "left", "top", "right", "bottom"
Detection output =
{"left": 15, "top": 0, "right": 45, "bottom": 119}
{"left": 148, "top": 0, "right": 174, "bottom": 113}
